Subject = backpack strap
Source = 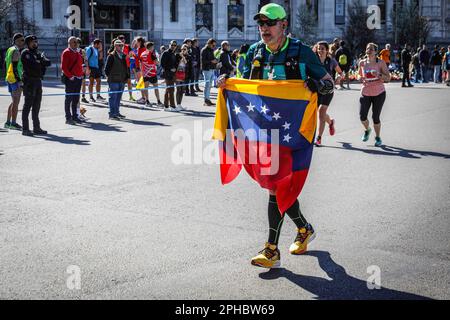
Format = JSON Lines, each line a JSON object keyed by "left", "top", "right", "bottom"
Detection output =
{"left": 250, "top": 41, "right": 266, "bottom": 80}
{"left": 285, "top": 39, "right": 305, "bottom": 80}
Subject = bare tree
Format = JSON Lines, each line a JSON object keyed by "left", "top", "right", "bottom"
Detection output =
{"left": 342, "top": 0, "right": 376, "bottom": 58}
{"left": 391, "top": 1, "right": 430, "bottom": 49}
{"left": 294, "top": 4, "right": 318, "bottom": 46}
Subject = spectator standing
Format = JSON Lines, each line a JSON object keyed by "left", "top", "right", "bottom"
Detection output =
{"left": 430, "top": 45, "right": 442, "bottom": 83}
{"left": 201, "top": 38, "right": 218, "bottom": 106}
{"left": 191, "top": 38, "right": 202, "bottom": 92}
{"left": 182, "top": 38, "right": 197, "bottom": 97}
{"left": 139, "top": 41, "right": 163, "bottom": 108}
{"left": 104, "top": 40, "right": 130, "bottom": 120}
{"left": 379, "top": 43, "right": 391, "bottom": 65}
{"left": 161, "top": 40, "right": 178, "bottom": 111}
{"left": 419, "top": 44, "right": 430, "bottom": 83}
{"left": 335, "top": 40, "right": 352, "bottom": 89}
{"left": 400, "top": 44, "right": 413, "bottom": 87}
{"left": 412, "top": 47, "right": 421, "bottom": 82}
{"left": 61, "top": 36, "right": 84, "bottom": 124}
{"left": 219, "top": 41, "right": 234, "bottom": 77}
{"left": 21, "top": 35, "right": 51, "bottom": 136}
{"left": 174, "top": 44, "right": 192, "bottom": 111}
{"left": 118, "top": 35, "right": 137, "bottom": 102}
{"left": 4, "top": 33, "right": 25, "bottom": 130}
{"left": 86, "top": 39, "right": 105, "bottom": 102}
{"left": 236, "top": 44, "right": 249, "bottom": 78}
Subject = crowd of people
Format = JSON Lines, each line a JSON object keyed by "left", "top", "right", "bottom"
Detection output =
{"left": 2, "top": 29, "right": 450, "bottom": 140}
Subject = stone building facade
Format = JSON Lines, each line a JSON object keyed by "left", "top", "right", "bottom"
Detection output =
{"left": 2, "top": 0, "right": 449, "bottom": 49}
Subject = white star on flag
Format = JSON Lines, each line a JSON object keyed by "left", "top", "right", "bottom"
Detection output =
{"left": 272, "top": 112, "right": 281, "bottom": 121}
{"left": 282, "top": 121, "right": 291, "bottom": 130}
{"left": 283, "top": 134, "right": 292, "bottom": 143}
{"left": 233, "top": 105, "right": 241, "bottom": 115}
{"left": 246, "top": 103, "right": 255, "bottom": 112}
{"left": 260, "top": 105, "right": 269, "bottom": 114}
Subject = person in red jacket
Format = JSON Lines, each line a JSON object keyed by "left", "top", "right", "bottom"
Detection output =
{"left": 61, "top": 36, "right": 84, "bottom": 124}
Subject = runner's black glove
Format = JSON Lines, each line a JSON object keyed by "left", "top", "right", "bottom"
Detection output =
{"left": 306, "top": 78, "right": 334, "bottom": 95}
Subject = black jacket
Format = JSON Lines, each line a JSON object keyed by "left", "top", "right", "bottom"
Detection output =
{"left": 335, "top": 46, "right": 352, "bottom": 67}
{"left": 219, "top": 49, "right": 234, "bottom": 76}
{"left": 21, "top": 48, "right": 51, "bottom": 81}
{"left": 430, "top": 50, "right": 442, "bottom": 66}
{"left": 161, "top": 49, "right": 177, "bottom": 79}
{"left": 201, "top": 46, "right": 216, "bottom": 71}
{"left": 191, "top": 46, "right": 201, "bottom": 67}
{"left": 401, "top": 49, "right": 412, "bottom": 67}
{"left": 104, "top": 51, "right": 130, "bottom": 83}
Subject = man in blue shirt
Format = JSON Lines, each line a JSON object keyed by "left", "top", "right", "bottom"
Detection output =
{"left": 86, "top": 39, "right": 105, "bottom": 102}
{"left": 217, "top": 3, "right": 333, "bottom": 269}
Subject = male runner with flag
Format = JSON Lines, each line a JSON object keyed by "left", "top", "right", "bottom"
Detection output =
{"left": 216, "top": 3, "right": 333, "bottom": 269}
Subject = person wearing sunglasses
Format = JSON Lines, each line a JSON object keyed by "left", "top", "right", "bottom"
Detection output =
{"left": 4, "top": 33, "right": 25, "bottom": 131}
{"left": 217, "top": 3, "right": 334, "bottom": 269}
{"left": 104, "top": 40, "right": 130, "bottom": 120}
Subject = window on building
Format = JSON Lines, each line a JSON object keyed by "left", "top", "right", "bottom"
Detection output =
{"left": 377, "top": 0, "right": 386, "bottom": 24}
{"left": 170, "top": 0, "right": 178, "bottom": 22}
{"left": 228, "top": 0, "right": 244, "bottom": 32}
{"left": 306, "top": 0, "right": 319, "bottom": 21}
{"left": 196, "top": 0, "right": 213, "bottom": 31}
{"left": 42, "top": 0, "right": 52, "bottom": 19}
{"left": 335, "top": 0, "right": 345, "bottom": 25}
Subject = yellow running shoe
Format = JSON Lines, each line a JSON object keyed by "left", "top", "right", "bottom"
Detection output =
{"left": 251, "top": 243, "right": 281, "bottom": 268}
{"left": 289, "top": 224, "right": 316, "bottom": 255}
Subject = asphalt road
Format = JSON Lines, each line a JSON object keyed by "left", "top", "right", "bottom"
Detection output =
{"left": 0, "top": 81, "right": 449, "bottom": 300}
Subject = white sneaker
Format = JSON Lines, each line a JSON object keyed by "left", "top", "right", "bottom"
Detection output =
{"left": 178, "top": 105, "right": 187, "bottom": 110}
{"left": 175, "top": 105, "right": 183, "bottom": 111}
{"left": 164, "top": 107, "right": 177, "bottom": 112}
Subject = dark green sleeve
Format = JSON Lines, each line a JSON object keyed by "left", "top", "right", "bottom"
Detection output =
{"left": 301, "top": 45, "right": 327, "bottom": 80}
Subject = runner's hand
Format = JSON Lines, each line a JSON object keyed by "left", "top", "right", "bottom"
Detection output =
{"left": 217, "top": 75, "right": 227, "bottom": 88}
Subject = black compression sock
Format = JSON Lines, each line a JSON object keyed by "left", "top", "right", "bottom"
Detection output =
{"left": 268, "top": 195, "right": 284, "bottom": 245}
{"left": 285, "top": 200, "right": 308, "bottom": 229}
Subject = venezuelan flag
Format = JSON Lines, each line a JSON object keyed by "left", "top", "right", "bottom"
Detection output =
{"left": 213, "top": 78, "right": 318, "bottom": 214}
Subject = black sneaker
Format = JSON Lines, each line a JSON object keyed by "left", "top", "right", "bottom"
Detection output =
{"left": 22, "top": 130, "right": 34, "bottom": 136}
{"left": 10, "top": 122, "right": 22, "bottom": 130}
{"left": 81, "top": 97, "right": 89, "bottom": 104}
{"left": 97, "top": 95, "right": 106, "bottom": 101}
{"left": 109, "top": 115, "right": 120, "bottom": 120}
{"left": 117, "top": 113, "right": 126, "bottom": 119}
{"left": 190, "top": 92, "right": 198, "bottom": 97}
{"left": 33, "top": 128, "right": 47, "bottom": 135}
{"left": 73, "top": 118, "right": 83, "bottom": 124}
{"left": 204, "top": 100, "right": 214, "bottom": 106}
{"left": 66, "top": 119, "right": 76, "bottom": 125}
{"left": 195, "top": 87, "right": 202, "bottom": 92}
{"left": 89, "top": 96, "right": 96, "bottom": 103}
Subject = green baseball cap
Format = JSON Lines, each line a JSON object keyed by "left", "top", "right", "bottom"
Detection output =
{"left": 253, "top": 3, "right": 287, "bottom": 21}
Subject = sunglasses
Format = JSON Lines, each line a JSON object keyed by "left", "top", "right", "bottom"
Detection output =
{"left": 257, "top": 19, "right": 280, "bottom": 27}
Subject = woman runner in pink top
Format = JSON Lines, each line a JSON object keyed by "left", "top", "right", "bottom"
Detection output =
{"left": 358, "top": 43, "right": 391, "bottom": 147}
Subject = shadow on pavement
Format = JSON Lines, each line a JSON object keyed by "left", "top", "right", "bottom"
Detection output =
{"left": 79, "top": 121, "right": 126, "bottom": 132}
{"left": 180, "top": 110, "right": 216, "bottom": 118}
{"left": 259, "top": 250, "right": 433, "bottom": 300}
{"left": 0, "top": 128, "right": 8, "bottom": 133}
{"left": 33, "top": 133, "right": 90, "bottom": 145}
{"left": 119, "top": 118, "right": 170, "bottom": 127}
{"left": 320, "top": 142, "right": 450, "bottom": 159}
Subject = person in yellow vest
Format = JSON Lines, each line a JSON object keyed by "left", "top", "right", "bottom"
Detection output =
{"left": 4, "top": 33, "right": 26, "bottom": 130}
{"left": 379, "top": 43, "right": 391, "bottom": 65}
{"left": 235, "top": 44, "right": 249, "bottom": 78}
